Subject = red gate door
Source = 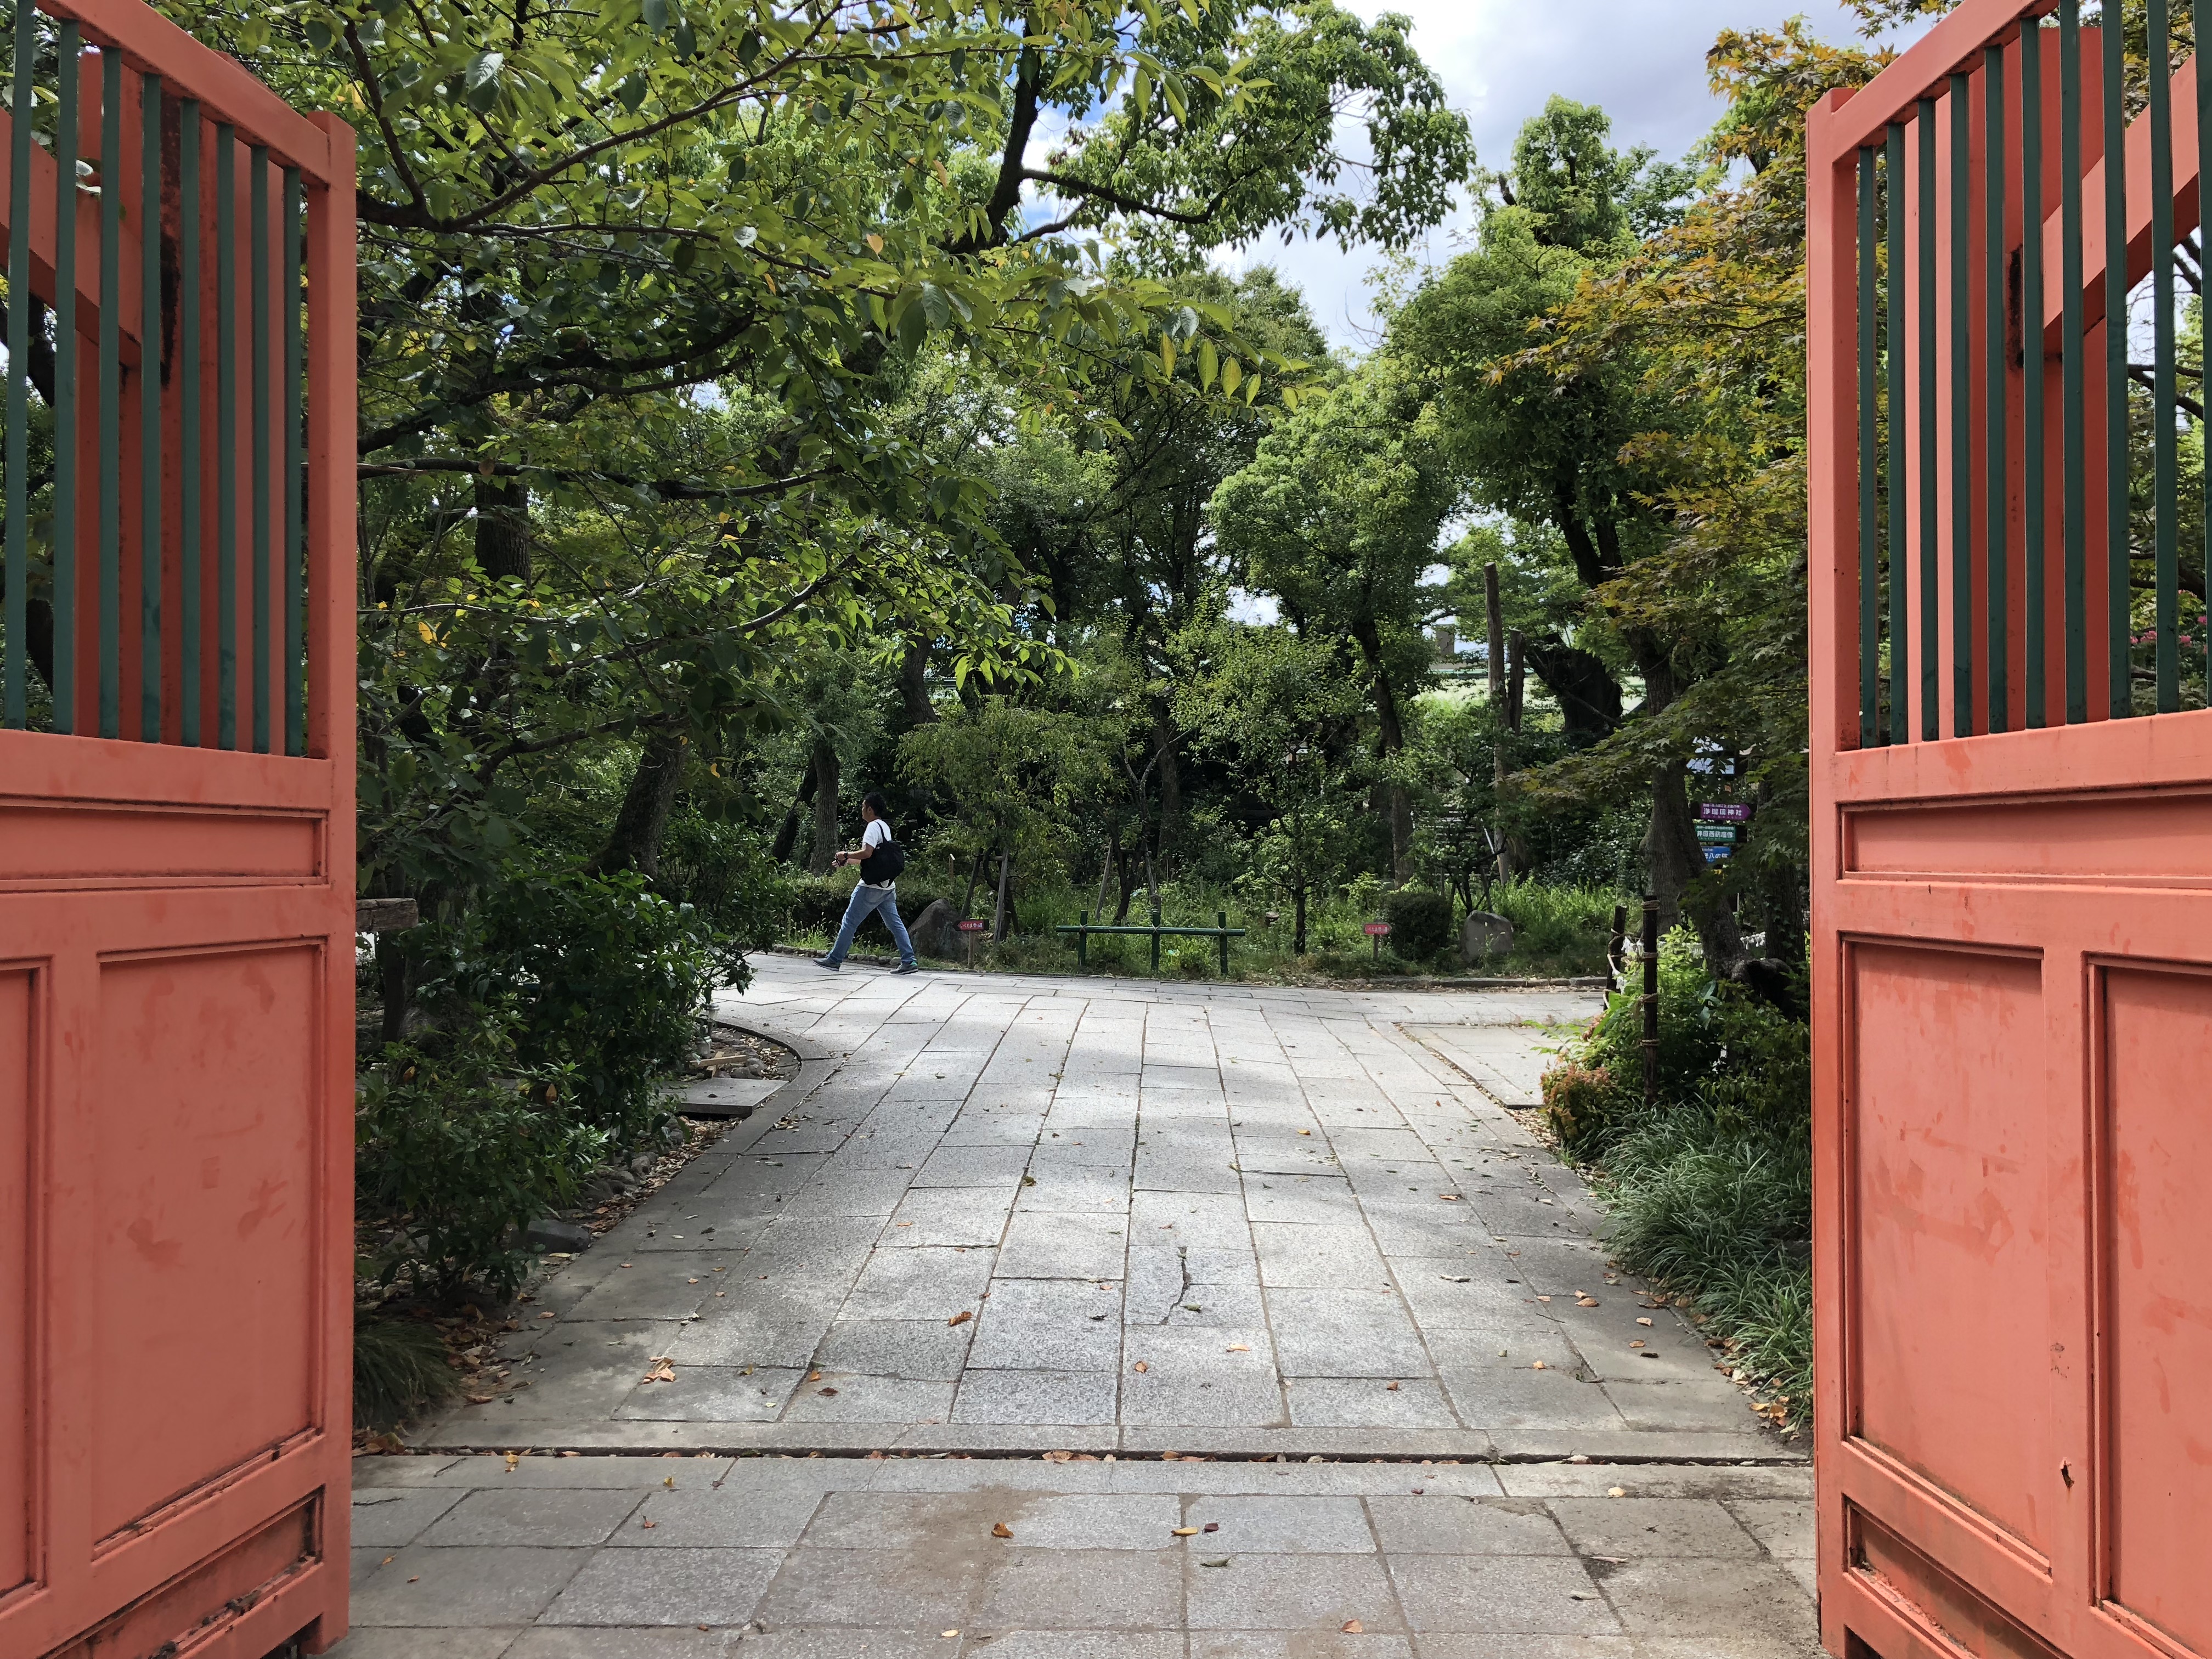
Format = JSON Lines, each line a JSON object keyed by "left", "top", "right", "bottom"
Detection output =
{"left": 0, "top": 4, "right": 357, "bottom": 1655}
{"left": 1810, "top": 4, "right": 2212, "bottom": 1658}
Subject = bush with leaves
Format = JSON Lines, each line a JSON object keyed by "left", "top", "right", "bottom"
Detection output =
{"left": 419, "top": 871, "right": 718, "bottom": 1155}
{"left": 1381, "top": 888, "right": 1455, "bottom": 964}
{"left": 1541, "top": 929, "right": 1812, "bottom": 1423}
{"left": 356, "top": 1012, "right": 607, "bottom": 1299}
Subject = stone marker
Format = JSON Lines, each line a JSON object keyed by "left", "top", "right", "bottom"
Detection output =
{"left": 907, "top": 897, "right": 960, "bottom": 959}
{"left": 524, "top": 1216, "right": 591, "bottom": 1253}
{"left": 1459, "top": 910, "right": 1514, "bottom": 964}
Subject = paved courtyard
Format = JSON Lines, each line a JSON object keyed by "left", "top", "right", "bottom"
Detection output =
{"left": 337, "top": 957, "right": 1815, "bottom": 1656}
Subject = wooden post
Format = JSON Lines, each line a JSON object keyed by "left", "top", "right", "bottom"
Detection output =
{"left": 1218, "top": 910, "right": 1229, "bottom": 975}
{"left": 1150, "top": 904, "right": 1162, "bottom": 972}
{"left": 1640, "top": 894, "right": 1660, "bottom": 1106}
{"left": 992, "top": 849, "right": 1012, "bottom": 941}
{"left": 1076, "top": 911, "right": 1088, "bottom": 968}
{"left": 1506, "top": 628, "right": 1525, "bottom": 732}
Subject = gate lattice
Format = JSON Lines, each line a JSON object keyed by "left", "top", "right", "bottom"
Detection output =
{"left": 0, "top": 2, "right": 356, "bottom": 1654}
{"left": 1810, "top": 2, "right": 2212, "bottom": 1657}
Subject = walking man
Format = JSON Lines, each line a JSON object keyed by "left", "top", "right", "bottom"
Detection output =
{"left": 816, "top": 792, "right": 919, "bottom": 973}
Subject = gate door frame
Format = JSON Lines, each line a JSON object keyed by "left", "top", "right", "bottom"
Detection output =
{"left": 0, "top": 2, "right": 357, "bottom": 1654}
{"left": 1811, "top": 3, "right": 2212, "bottom": 1658}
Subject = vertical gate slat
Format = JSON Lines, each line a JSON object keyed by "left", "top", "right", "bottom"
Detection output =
{"left": 1888, "top": 121, "right": 1910, "bottom": 745}
{"left": 138, "top": 66, "right": 160, "bottom": 742}
{"left": 2021, "top": 19, "right": 2046, "bottom": 729}
{"left": 215, "top": 119, "right": 234, "bottom": 749}
{"left": 2060, "top": 0, "right": 2087, "bottom": 723}
{"left": 250, "top": 142, "right": 268, "bottom": 754}
{"left": 1984, "top": 44, "right": 2008, "bottom": 733}
{"left": 282, "top": 165, "right": 302, "bottom": 755}
{"left": 96, "top": 45, "right": 119, "bottom": 738}
{"left": 2102, "top": 7, "right": 2130, "bottom": 719}
{"left": 5, "top": 2, "right": 34, "bottom": 729}
{"left": 1920, "top": 96, "right": 1940, "bottom": 741}
{"left": 179, "top": 98, "right": 200, "bottom": 743}
{"left": 51, "top": 17, "right": 76, "bottom": 732}
{"left": 1952, "top": 72, "right": 1974, "bottom": 737}
{"left": 2151, "top": 0, "right": 2179, "bottom": 712}
{"left": 1859, "top": 145, "right": 1881, "bottom": 747}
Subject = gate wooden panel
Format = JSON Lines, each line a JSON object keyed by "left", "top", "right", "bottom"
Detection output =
{"left": 0, "top": 3, "right": 356, "bottom": 1654}
{"left": 1810, "top": 4, "right": 2212, "bottom": 1657}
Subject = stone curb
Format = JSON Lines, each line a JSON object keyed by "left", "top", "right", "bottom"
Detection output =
{"left": 759, "top": 942, "right": 1605, "bottom": 994}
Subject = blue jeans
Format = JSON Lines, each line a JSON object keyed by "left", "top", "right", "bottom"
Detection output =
{"left": 826, "top": 882, "right": 915, "bottom": 967}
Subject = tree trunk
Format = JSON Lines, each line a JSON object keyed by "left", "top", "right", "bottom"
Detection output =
{"left": 1506, "top": 630, "right": 1526, "bottom": 732}
{"left": 1294, "top": 887, "right": 1307, "bottom": 956}
{"left": 807, "top": 738, "right": 840, "bottom": 874}
{"left": 472, "top": 475, "right": 533, "bottom": 583}
{"left": 590, "top": 727, "right": 690, "bottom": 878}
{"left": 1522, "top": 639, "right": 1622, "bottom": 741}
{"left": 992, "top": 850, "right": 1014, "bottom": 940}
{"left": 898, "top": 635, "right": 936, "bottom": 728}
{"left": 770, "top": 765, "right": 818, "bottom": 865}
{"left": 1153, "top": 704, "right": 1182, "bottom": 865}
{"left": 377, "top": 932, "right": 411, "bottom": 1047}
{"left": 961, "top": 848, "right": 987, "bottom": 918}
{"left": 1094, "top": 822, "right": 1120, "bottom": 919}
{"left": 1113, "top": 838, "right": 1136, "bottom": 923}
{"left": 1647, "top": 759, "right": 1744, "bottom": 973}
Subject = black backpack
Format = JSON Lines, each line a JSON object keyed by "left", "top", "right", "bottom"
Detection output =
{"left": 867, "top": 834, "right": 907, "bottom": 883}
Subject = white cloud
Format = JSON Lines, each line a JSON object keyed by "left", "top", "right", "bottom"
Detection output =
{"left": 1219, "top": 1, "right": 1915, "bottom": 351}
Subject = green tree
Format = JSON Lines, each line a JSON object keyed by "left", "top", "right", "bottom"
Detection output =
{"left": 1211, "top": 357, "right": 1452, "bottom": 878}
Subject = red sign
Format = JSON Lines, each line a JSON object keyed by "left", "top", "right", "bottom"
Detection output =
{"left": 1363, "top": 921, "right": 1392, "bottom": 936}
{"left": 1697, "top": 802, "right": 1753, "bottom": 822}
{"left": 956, "top": 919, "right": 989, "bottom": 933}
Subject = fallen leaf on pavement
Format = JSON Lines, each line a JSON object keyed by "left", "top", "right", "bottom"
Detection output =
{"left": 941, "top": 1631, "right": 960, "bottom": 1640}
{"left": 1133, "top": 1360, "right": 1149, "bottom": 1373}
{"left": 640, "top": 1519, "right": 658, "bottom": 1529}
{"left": 1204, "top": 1522, "right": 1220, "bottom": 1532}
{"left": 1173, "top": 1526, "right": 1199, "bottom": 1536}
{"left": 1636, "top": 1316, "right": 1654, "bottom": 1326}
{"left": 1439, "top": 1274, "right": 1470, "bottom": 1283}
{"left": 818, "top": 1386, "right": 839, "bottom": 1396}
{"left": 465, "top": 1394, "right": 494, "bottom": 1404}
{"left": 948, "top": 1311, "right": 973, "bottom": 1327}
{"left": 1530, "top": 1361, "right": 1547, "bottom": 1370}
{"left": 1201, "top": 1558, "right": 1230, "bottom": 1568}
{"left": 992, "top": 1522, "right": 1013, "bottom": 1538}
{"left": 1342, "top": 1620, "right": 1365, "bottom": 1634}
{"left": 1607, "top": 1486, "right": 1627, "bottom": 1498}
{"left": 641, "top": 1358, "right": 676, "bottom": 1384}
{"left": 1226, "top": 1344, "right": 1251, "bottom": 1353}
{"left": 1385, "top": 1381, "right": 1401, "bottom": 1391}
{"left": 1438, "top": 1194, "right": 1460, "bottom": 1201}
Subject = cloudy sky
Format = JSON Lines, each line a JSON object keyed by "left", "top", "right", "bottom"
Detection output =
{"left": 1223, "top": 0, "right": 1911, "bottom": 351}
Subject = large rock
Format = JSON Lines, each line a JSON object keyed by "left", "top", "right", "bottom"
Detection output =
{"left": 907, "top": 898, "right": 961, "bottom": 959}
{"left": 524, "top": 1216, "right": 591, "bottom": 1254}
{"left": 1459, "top": 910, "right": 1515, "bottom": 965}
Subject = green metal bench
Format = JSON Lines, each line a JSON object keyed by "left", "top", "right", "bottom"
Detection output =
{"left": 1057, "top": 907, "right": 1246, "bottom": 973}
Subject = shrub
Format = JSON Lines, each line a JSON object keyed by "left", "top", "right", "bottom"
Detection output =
{"left": 420, "top": 870, "right": 717, "bottom": 1154}
{"left": 786, "top": 873, "right": 855, "bottom": 938}
{"left": 1541, "top": 926, "right": 1814, "bottom": 1424}
{"left": 1383, "top": 887, "right": 1455, "bottom": 963}
{"left": 657, "top": 812, "right": 791, "bottom": 988}
{"left": 356, "top": 1012, "right": 608, "bottom": 1297}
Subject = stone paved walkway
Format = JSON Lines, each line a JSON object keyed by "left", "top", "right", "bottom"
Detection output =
{"left": 337, "top": 958, "right": 1815, "bottom": 1656}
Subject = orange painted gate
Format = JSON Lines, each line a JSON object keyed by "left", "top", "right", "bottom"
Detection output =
{"left": 1809, "top": 3, "right": 2212, "bottom": 1657}
{"left": 0, "top": 3, "right": 357, "bottom": 1654}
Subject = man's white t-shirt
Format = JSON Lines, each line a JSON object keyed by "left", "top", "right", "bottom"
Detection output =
{"left": 858, "top": 819, "right": 894, "bottom": 887}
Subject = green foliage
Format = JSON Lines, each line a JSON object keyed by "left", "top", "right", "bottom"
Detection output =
{"left": 354, "top": 1314, "right": 461, "bottom": 1431}
{"left": 1487, "top": 880, "right": 1618, "bottom": 978}
{"left": 420, "top": 872, "right": 718, "bottom": 1153}
{"left": 356, "top": 1013, "right": 609, "bottom": 1297}
{"left": 1541, "top": 929, "right": 1813, "bottom": 1422}
{"left": 1381, "top": 888, "right": 1454, "bottom": 963}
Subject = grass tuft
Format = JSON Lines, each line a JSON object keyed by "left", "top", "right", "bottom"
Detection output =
{"left": 354, "top": 1312, "right": 460, "bottom": 1431}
